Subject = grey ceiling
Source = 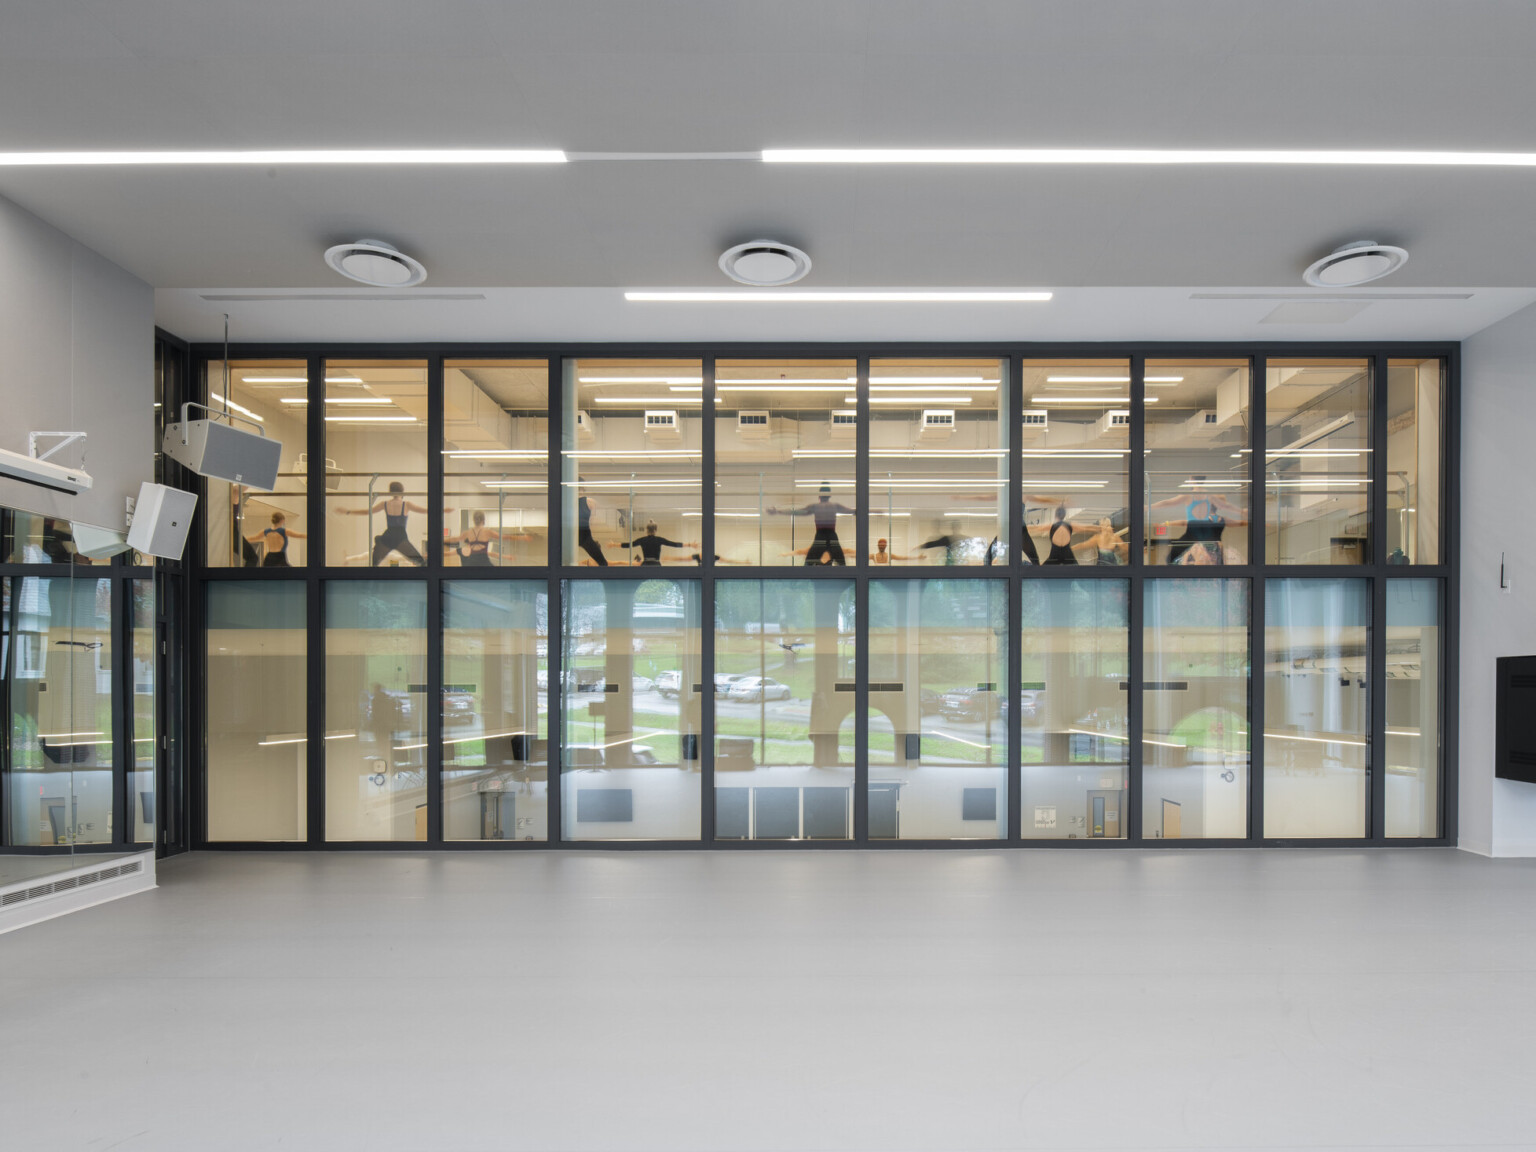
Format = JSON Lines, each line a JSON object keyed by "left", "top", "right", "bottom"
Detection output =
{"left": 4, "top": 0, "right": 1536, "bottom": 291}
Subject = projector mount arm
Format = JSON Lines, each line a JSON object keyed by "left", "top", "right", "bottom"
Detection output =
{"left": 177, "top": 402, "right": 268, "bottom": 443}
{"left": 27, "top": 431, "right": 87, "bottom": 462}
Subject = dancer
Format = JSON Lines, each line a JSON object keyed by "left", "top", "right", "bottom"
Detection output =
{"left": 767, "top": 485, "right": 855, "bottom": 566}
{"left": 575, "top": 495, "right": 608, "bottom": 566}
{"left": 455, "top": 511, "right": 503, "bottom": 567}
{"left": 1150, "top": 478, "right": 1247, "bottom": 565}
{"left": 1089, "top": 517, "right": 1128, "bottom": 565}
{"left": 245, "top": 511, "right": 305, "bottom": 568}
{"left": 336, "top": 481, "right": 428, "bottom": 567}
{"left": 612, "top": 520, "right": 696, "bottom": 566}
{"left": 871, "top": 538, "right": 911, "bottom": 565}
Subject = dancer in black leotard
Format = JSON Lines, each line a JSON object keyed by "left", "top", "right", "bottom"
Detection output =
{"left": 614, "top": 520, "right": 695, "bottom": 566}
{"left": 457, "top": 511, "right": 498, "bottom": 567}
{"left": 575, "top": 496, "right": 608, "bottom": 566}
{"left": 336, "top": 481, "right": 429, "bottom": 566}
{"left": 246, "top": 511, "right": 306, "bottom": 567}
{"left": 767, "top": 485, "right": 856, "bottom": 566}
{"left": 1148, "top": 478, "right": 1247, "bottom": 565}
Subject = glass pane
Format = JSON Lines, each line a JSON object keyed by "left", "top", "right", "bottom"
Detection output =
{"left": 1387, "top": 359, "right": 1444, "bottom": 565}
{"left": 442, "top": 581, "right": 549, "bottom": 841}
{"left": 561, "top": 579, "right": 702, "bottom": 839}
{"left": 325, "top": 361, "right": 430, "bottom": 567}
{"left": 325, "top": 582, "right": 428, "bottom": 841}
{"left": 1265, "top": 359, "right": 1372, "bottom": 564}
{"left": 204, "top": 360, "right": 311, "bottom": 568}
{"left": 4, "top": 572, "right": 112, "bottom": 847}
{"left": 868, "top": 579, "right": 1008, "bottom": 840}
{"left": 1386, "top": 580, "right": 1441, "bottom": 837}
{"left": 131, "top": 580, "right": 155, "bottom": 844}
{"left": 869, "top": 358, "right": 1007, "bottom": 566}
{"left": 562, "top": 359, "right": 703, "bottom": 568}
{"left": 4, "top": 514, "right": 108, "bottom": 566}
{"left": 1019, "top": 359, "right": 1130, "bottom": 566}
{"left": 714, "top": 580, "right": 856, "bottom": 840}
{"left": 206, "top": 582, "right": 307, "bottom": 841}
{"left": 1143, "top": 579, "right": 1250, "bottom": 839}
{"left": 1145, "top": 360, "right": 1251, "bottom": 565}
{"left": 443, "top": 361, "right": 549, "bottom": 567}
{"left": 1019, "top": 580, "right": 1129, "bottom": 840}
{"left": 1264, "top": 578, "right": 1370, "bottom": 838}
{"left": 715, "top": 359, "right": 856, "bottom": 566}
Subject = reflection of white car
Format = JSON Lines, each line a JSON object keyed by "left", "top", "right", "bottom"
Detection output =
{"left": 632, "top": 675, "right": 654, "bottom": 693}
{"left": 654, "top": 671, "right": 682, "bottom": 698}
{"left": 728, "top": 676, "right": 791, "bottom": 702}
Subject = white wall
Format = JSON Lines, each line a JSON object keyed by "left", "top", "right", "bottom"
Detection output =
{"left": 1459, "top": 300, "right": 1536, "bottom": 854}
{"left": 0, "top": 192, "right": 153, "bottom": 530}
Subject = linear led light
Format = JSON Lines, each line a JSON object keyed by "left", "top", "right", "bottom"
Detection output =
{"left": 257, "top": 736, "right": 307, "bottom": 747}
{"left": 1267, "top": 479, "right": 1370, "bottom": 487}
{"left": 279, "top": 397, "right": 392, "bottom": 405}
{"left": 626, "top": 291, "right": 1052, "bottom": 302}
{"left": 864, "top": 479, "right": 1010, "bottom": 488}
{"left": 442, "top": 450, "right": 547, "bottom": 458}
{"left": 762, "top": 147, "right": 1536, "bottom": 167}
{"left": 323, "top": 415, "right": 418, "bottom": 422}
{"left": 0, "top": 149, "right": 566, "bottom": 166}
{"left": 1015, "top": 480, "right": 1111, "bottom": 488}
{"left": 871, "top": 376, "right": 988, "bottom": 384}
{"left": 1266, "top": 731, "right": 1367, "bottom": 748}
{"left": 1179, "top": 480, "right": 1247, "bottom": 488}
{"left": 578, "top": 376, "right": 703, "bottom": 384}
{"left": 38, "top": 731, "right": 104, "bottom": 740}
{"left": 867, "top": 396, "right": 973, "bottom": 404}
{"left": 592, "top": 396, "right": 702, "bottom": 404}
{"left": 1030, "top": 396, "right": 1159, "bottom": 405}
{"left": 1021, "top": 452, "right": 1127, "bottom": 460}
{"left": 480, "top": 481, "right": 546, "bottom": 489}
{"left": 239, "top": 375, "right": 363, "bottom": 384}
{"left": 683, "top": 511, "right": 762, "bottom": 518}
{"left": 564, "top": 450, "right": 701, "bottom": 458}
{"left": 561, "top": 479, "right": 698, "bottom": 488}
{"left": 870, "top": 385, "right": 997, "bottom": 393}
{"left": 716, "top": 385, "right": 852, "bottom": 393}
{"left": 1044, "top": 376, "right": 1183, "bottom": 384}
{"left": 719, "top": 378, "right": 854, "bottom": 385}
{"left": 210, "top": 393, "right": 264, "bottom": 423}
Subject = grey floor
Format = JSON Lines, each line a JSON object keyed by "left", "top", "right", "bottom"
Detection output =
{"left": 4, "top": 850, "right": 1536, "bottom": 1152}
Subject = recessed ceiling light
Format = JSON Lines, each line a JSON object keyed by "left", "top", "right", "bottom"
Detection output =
{"left": 719, "top": 240, "right": 813, "bottom": 286}
{"left": 1303, "top": 240, "right": 1410, "bottom": 287}
{"left": 0, "top": 149, "right": 566, "bottom": 166}
{"left": 324, "top": 239, "right": 427, "bottom": 287}
{"left": 762, "top": 148, "right": 1536, "bottom": 167}
{"left": 626, "top": 290, "right": 1052, "bottom": 302}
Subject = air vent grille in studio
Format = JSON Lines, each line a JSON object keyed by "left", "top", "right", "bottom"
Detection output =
{"left": 0, "top": 859, "right": 143, "bottom": 909}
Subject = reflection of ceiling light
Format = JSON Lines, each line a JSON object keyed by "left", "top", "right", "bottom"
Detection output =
{"left": 718, "top": 240, "right": 813, "bottom": 286}
{"left": 443, "top": 450, "right": 547, "bottom": 459}
{"left": 564, "top": 451, "right": 701, "bottom": 458}
{"left": 718, "top": 378, "right": 854, "bottom": 385}
{"left": 480, "top": 481, "right": 546, "bottom": 488}
{"left": 324, "top": 239, "right": 427, "bottom": 287}
{"left": 1030, "top": 396, "right": 1159, "bottom": 404}
{"left": 870, "top": 376, "right": 988, "bottom": 384}
{"left": 626, "top": 290, "right": 1052, "bottom": 302}
{"left": 717, "top": 385, "right": 850, "bottom": 393}
{"left": 763, "top": 147, "right": 1536, "bottom": 167}
{"left": 592, "top": 396, "right": 702, "bottom": 404}
{"left": 1303, "top": 240, "right": 1409, "bottom": 287}
{"left": 240, "top": 375, "right": 306, "bottom": 384}
{"left": 870, "top": 385, "right": 997, "bottom": 392}
{"left": 210, "top": 393, "right": 264, "bottom": 423}
{"left": 323, "top": 415, "right": 418, "bottom": 423}
{"left": 561, "top": 479, "right": 698, "bottom": 488}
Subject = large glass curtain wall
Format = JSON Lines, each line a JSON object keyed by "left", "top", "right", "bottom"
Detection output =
{"left": 196, "top": 350, "right": 1454, "bottom": 846}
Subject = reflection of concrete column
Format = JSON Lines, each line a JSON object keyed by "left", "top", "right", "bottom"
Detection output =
{"left": 1418, "top": 628, "right": 1440, "bottom": 835}
{"left": 681, "top": 584, "right": 700, "bottom": 764}
{"left": 809, "top": 583, "right": 843, "bottom": 765}
{"left": 895, "top": 582, "right": 921, "bottom": 765}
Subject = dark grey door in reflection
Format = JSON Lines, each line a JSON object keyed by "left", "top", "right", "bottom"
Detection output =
{"left": 803, "top": 788, "right": 849, "bottom": 839}
{"left": 870, "top": 782, "right": 901, "bottom": 839}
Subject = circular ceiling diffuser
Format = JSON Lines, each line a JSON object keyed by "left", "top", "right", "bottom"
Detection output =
{"left": 324, "top": 239, "right": 427, "bottom": 287}
{"left": 719, "top": 240, "right": 812, "bottom": 286}
{"left": 1303, "top": 240, "right": 1409, "bottom": 288}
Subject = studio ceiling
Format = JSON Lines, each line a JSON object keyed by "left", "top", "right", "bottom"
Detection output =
{"left": 5, "top": 0, "right": 1536, "bottom": 339}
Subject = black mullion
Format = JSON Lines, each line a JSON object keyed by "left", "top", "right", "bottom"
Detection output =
{"left": 307, "top": 355, "right": 326, "bottom": 575}
{"left": 425, "top": 355, "right": 445, "bottom": 846}
{"left": 1441, "top": 348, "right": 1461, "bottom": 842}
{"left": 1126, "top": 567, "right": 1145, "bottom": 846}
{"left": 700, "top": 358, "right": 716, "bottom": 841}
{"left": 854, "top": 357, "right": 870, "bottom": 841}
{"left": 1249, "top": 356, "right": 1266, "bottom": 843}
{"left": 546, "top": 358, "right": 564, "bottom": 844}
{"left": 307, "top": 575, "right": 324, "bottom": 845}
{"left": 1130, "top": 355, "right": 1146, "bottom": 569}
{"left": 1007, "top": 356, "right": 1023, "bottom": 840}
{"left": 1368, "top": 354, "right": 1390, "bottom": 840}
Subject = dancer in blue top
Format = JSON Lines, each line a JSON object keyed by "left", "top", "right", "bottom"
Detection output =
{"left": 245, "top": 511, "right": 306, "bottom": 568}
{"left": 336, "top": 481, "right": 430, "bottom": 566}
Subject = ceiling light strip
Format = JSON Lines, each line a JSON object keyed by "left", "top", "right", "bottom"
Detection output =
{"left": 0, "top": 149, "right": 567, "bottom": 166}
{"left": 762, "top": 148, "right": 1536, "bottom": 166}
{"left": 626, "top": 291, "right": 1052, "bottom": 303}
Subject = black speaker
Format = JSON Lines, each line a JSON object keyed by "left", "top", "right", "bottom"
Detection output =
{"left": 1497, "top": 656, "right": 1536, "bottom": 784}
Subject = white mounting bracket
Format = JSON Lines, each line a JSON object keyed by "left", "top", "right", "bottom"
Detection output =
{"left": 28, "top": 431, "right": 87, "bottom": 463}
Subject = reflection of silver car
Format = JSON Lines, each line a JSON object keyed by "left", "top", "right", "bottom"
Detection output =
{"left": 728, "top": 676, "right": 791, "bottom": 702}
{"left": 654, "top": 671, "right": 682, "bottom": 698}
{"left": 714, "top": 673, "right": 748, "bottom": 698}
{"left": 443, "top": 691, "right": 475, "bottom": 725}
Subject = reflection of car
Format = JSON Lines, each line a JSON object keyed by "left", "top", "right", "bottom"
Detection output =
{"left": 728, "top": 676, "right": 791, "bottom": 702}
{"left": 1018, "top": 690, "right": 1043, "bottom": 722}
{"left": 443, "top": 691, "right": 475, "bottom": 724}
{"left": 654, "top": 671, "right": 682, "bottom": 698}
{"left": 919, "top": 688, "right": 944, "bottom": 714}
{"left": 567, "top": 670, "right": 606, "bottom": 693}
{"left": 632, "top": 675, "right": 654, "bottom": 693}
{"left": 939, "top": 688, "right": 1001, "bottom": 722}
{"left": 714, "top": 673, "right": 749, "bottom": 698}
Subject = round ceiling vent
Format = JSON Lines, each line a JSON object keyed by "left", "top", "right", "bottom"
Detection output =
{"left": 324, "top": 239, "right": 427, "bottom": 287}
{"left": 1303, "top": 240, "right": 1408, "bottom": 288}
{"left": 719, "top": 240, "right": 812, "bottom": 286}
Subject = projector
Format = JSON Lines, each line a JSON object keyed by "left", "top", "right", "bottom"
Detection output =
{"left": 0, "top": 445, "right": 92, "bottom": 495}
{"left": 162, "top": 403, "right": 283, "bottom": 491}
